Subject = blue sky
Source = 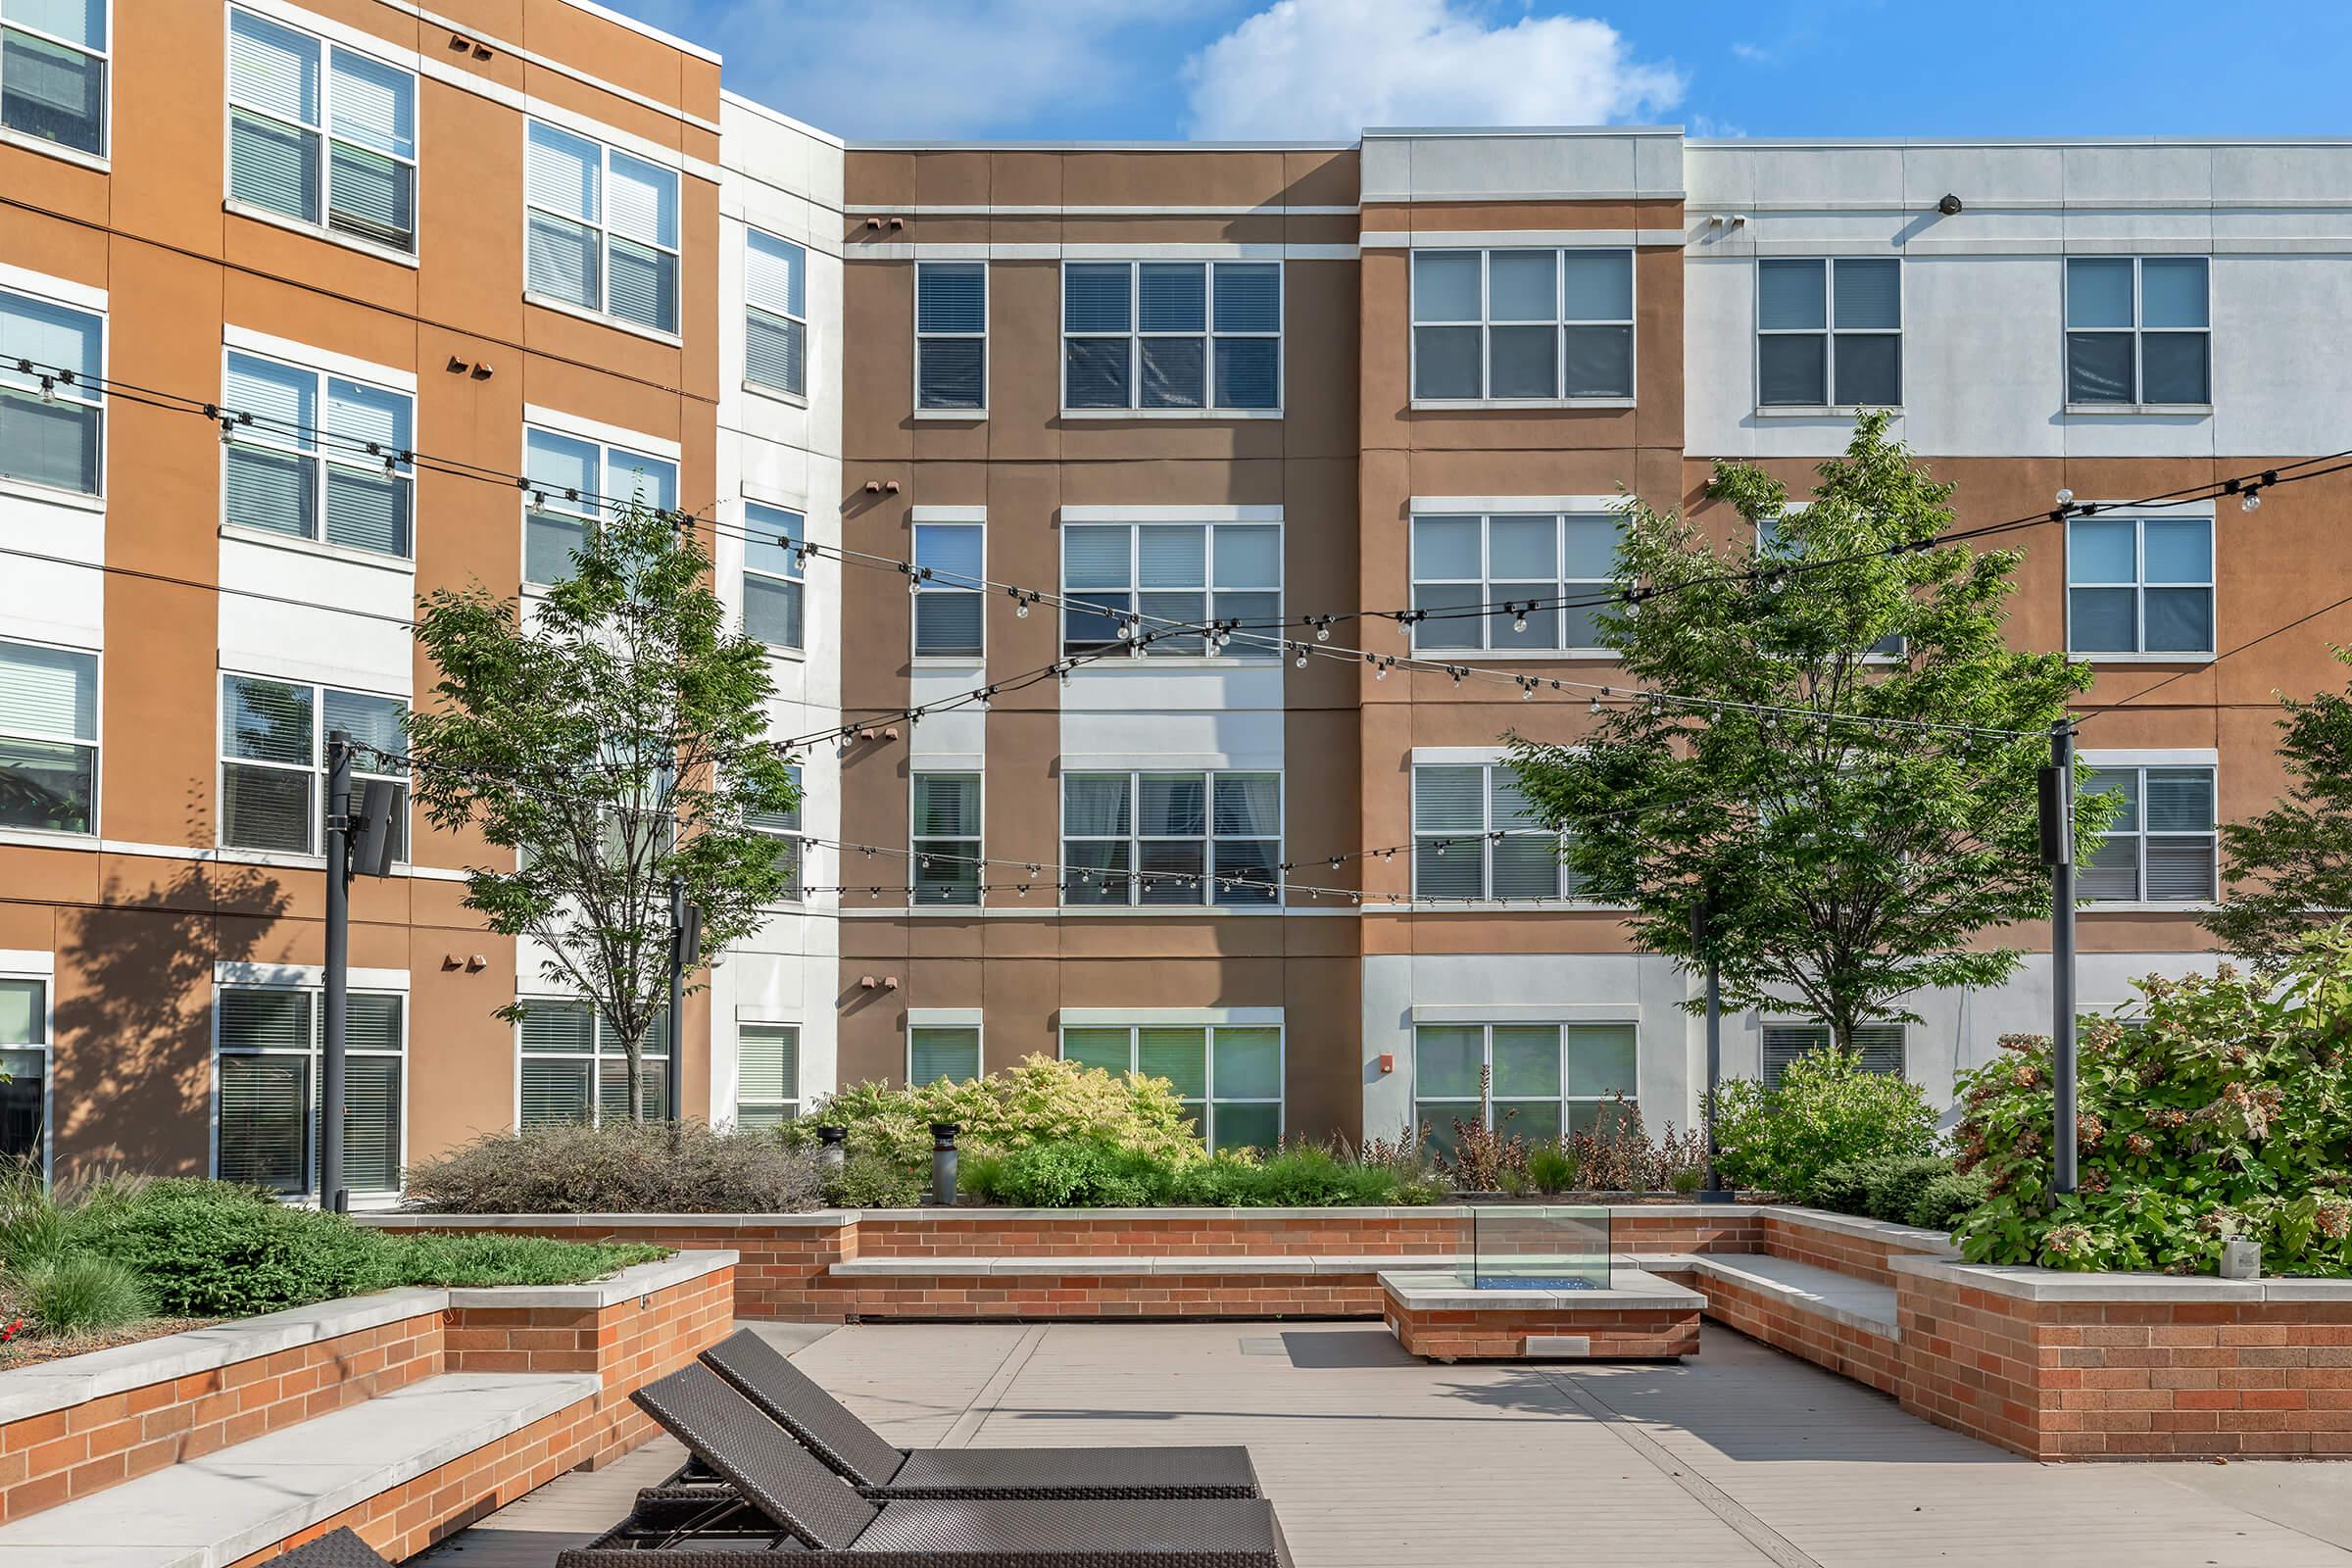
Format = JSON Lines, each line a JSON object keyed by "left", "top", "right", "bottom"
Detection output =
{"left": 609, "top": 0, "right": 2352, "bottom": 144}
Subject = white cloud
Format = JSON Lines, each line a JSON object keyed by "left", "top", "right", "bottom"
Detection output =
{"left": 1184, "top": 0, "right": 1684, "bottom": 141}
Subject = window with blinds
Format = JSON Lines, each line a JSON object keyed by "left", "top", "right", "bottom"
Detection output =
{"left": 1061, "top": 520, "right": 1280, "bottom": 658}
{"left": 0, "top": 285, "right": 103, "bottom": 494}
{"left": 1062, "top": 261, "right": 1280, "bottom": 412}
{"left": 1410, "top": 512, "right": 1620, "bottom": 653}
{"left": 748, "top": 761, "right": 803, "bottom": 901}
{"left": 2067, "top": 516, "right": 2214, "bottom": 657}
{"left": 0, "top": 975, "right": 47, "bottom": 1171}
{"left": 908, "top": 1025, "right": 980, "bottom": 1086}
{"left": 1756, "top": 259, "right": 1900, "bottom": 408}
{"left": 522, "top": 426, "right": 678, "bottom": 586}
{"left": 1061, "top": 1023, "right": 1282, "bottom": 1151}
{"left": 221, "top": 350, "right": 413, "bottom": 557}
{"left": 743, "top": 502, "right": 805, "bottom": 651}
{"left": 516, "top": 1000, "right": 669, "bottom": 1127}
{"left": 526, "top": 121, "right": 678, "bottom": 334}
{"left": 1, "top": 0, "right": 106, "bottom": 156}
{"left": 1062, "top": 770, "right": 1280, "bottom": 907}
{"left": 2067, "top": 257, "right": 2209, "bottom": 407}
{"left": 1412, "top": 1021, "right": 1637, "bottom": 1159}
{"left": 226, "top": 9, "right": 415, "bottom": 251}
{"left": 1412, "top": 248, "right": 1634, "bottom": 402}
{"left": 0, "top": 638, "right": 95, "bottom": 835}
{"left": 744, "top": 229, "right": 807, "bottom": 398}
{"left": 1412, "top": 762, "right": 1575, "bottom": 902}
{"left": 219, "top": 673, "right": 407, "bottom": 858}
{"left": 912, "top": 522, "right": 983, "bottom": 659}
{"left": 1760, "top": 1022, "right": 1905, "bottom": 1090}
{"left": 215, "top": 984, "right": 404, "bottom": 1196}
{"left": 736, "top": 1023, "right": 799, "bottom": 1129}
{"left": 912, "top": 772, "right": 980, "bottom": 906}
{"left": 916, "top": 262, "right": 986, "bottom": 412}
{"left": 2081, "top": 764, "right": 2218, "bottom": 904}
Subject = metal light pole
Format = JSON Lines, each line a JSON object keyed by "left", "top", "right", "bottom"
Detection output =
{"left": 321, "top": 729, "right": 352, "bottom": 1214}
{"left": 666, "top": 870, "right": 686, "bottom": 1120}
{"left": 2040, "top": 718, "right": 2080, "bottom": 1195}
{"left": 1693, "top": 893, "right": 1729, "bottom": 1202}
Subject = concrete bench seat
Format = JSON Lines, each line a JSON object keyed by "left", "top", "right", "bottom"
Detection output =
{"left": 0, "top": 1371, "right": 600, "bottom": 1568}
{"left": 1680, "top": 1252, "right": 1900, "bottom": 1338}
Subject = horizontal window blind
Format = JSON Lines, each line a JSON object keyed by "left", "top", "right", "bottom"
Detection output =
{"left": 909, "top": 1026, "right": 979, "bottom": 1085}
{"left": 0, "top": 641, "right": 94, "bottom": 741}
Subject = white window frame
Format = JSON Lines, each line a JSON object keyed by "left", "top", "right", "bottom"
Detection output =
{"left": 748, "top": 760, "right": 804, "bottom": 906}
{"left": 741, "top": 500, "right": 806, "bottom": 654}
{"left": 1060, "top": 769, "right": 1283, "bottom": 909}
{"left": 220, "top": 345, "right": 415, "bottom": 560}
{"left": 1409, "top": 247, "right": 1636, "bottom": 407}
{"left": 1760, "top": 1021, "right": 1906, "bottom": 1090}
{"left": 1060, "top": 518, "right": 1283, "bottom": 661}
{"left": 910, "top": 514, "right": 985, "bottom": 663}
{"left": 914, "top": 259, "right": 987, "bottom": 416}
{"left": 910, "top": 769, "right": 982, "bottom": 907}
{"left": 0, "top": 0, "right": 109, "bottom": 165}
{"left": 1754, "top": 257, "right": 1902, "bottom": 412}
{"left": 1410, "top": 760, "right": 1578, "bottom": 904}
{"left": 1059, "top": 260, "right": 1284, "bottom": 416}
{"left": 1057, "top": 1019, "right": 1284, "bottom": 1152}
{"left": 2079, "top": 759, "right": 2220, "bottom": 906}
{"left": 1410, "top": 1020, "right": 1639, "bottom": 1151}
{"left": 2064, "top": 513, "right": 2216, "bottom": 661}
{"left": 211, "top": 979, "right": 409, "bottom": 1200}
{"left": 223, "top": 6, "right": 418, "bottom": 258}
{"left": 514, "top": 997, "right": 672, "bottom": 1129}
{"left": 2063, "top": 256, "right": 2212, "bottom": 413}
{"left": 0, "top": 634, "right": 98, "bottom": 840}
{"left": 520, "top": 421, "right": 679, "bottom": 590}
{"left": 216, "top": 670, "right": 408, "bottom": 859}
{"left": 744, "top": 227, "right": 808, "bottom": 402}
{"left": 0, "top": 956, "right": 56, "bottom": 1185}
{"left": 735, "top": 1021, "right": 800, "bottom": 1129}
{"left": 522, "top": 119, "right": 679, "bottom": 338}
{"left": 1408, "top": 510, "right": 1622, "bottom": 656}
{"left": 0, "top": 277, "right": 106, "bottom": 501}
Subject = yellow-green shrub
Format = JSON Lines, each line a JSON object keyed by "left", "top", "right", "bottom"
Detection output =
{"left": 787, "top": 1054, "right": 1202, "bottom": 1166}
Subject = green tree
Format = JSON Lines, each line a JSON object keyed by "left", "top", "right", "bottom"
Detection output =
{"left": 404, "top": 503, "right": 799, "bottom": 1119}
{"left": 2207, "top": 647, "right": 2352, "bottom": 963}
{"left": 1508, "top": 414, "right": 2110, "bottom": 1052}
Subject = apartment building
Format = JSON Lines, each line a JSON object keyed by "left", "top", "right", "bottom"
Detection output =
{"left": 3, "top": 1, "right": 2346, "bottom": 1190}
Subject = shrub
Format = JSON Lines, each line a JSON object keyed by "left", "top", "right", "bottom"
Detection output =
{"left": 406, "top": 1120, "right": 824, "bottom": 1214}
{"left": 1567, "top": 1101, "right": 1708, "bottom": 1193}
{"left": 826, "top": 1151, "right": 925, "bottom": 1208}
{"left": 388, "top": 1233, "right": 664, "bottom": 1288}
{"left": 1712, "top": 1049, "right": 1939, "bottom": 1200}
{"left": 74, "top": 1180, "right": 397, "bottom": 1317}
{"left": 1804, "top": 1156, "right": 1886, "bottom": 1215}
{"left": 1953, "top": 926, "right": 2352, "bottom": 1275}
{"left": 1173, "top": 1144, "right": 1446, "bottom": 1207}
{"left": 15, "top": 1254, "right": 151, "bottom": 1336}
{"left": 1863, "top": 1154, "right": 1955, "bottom": 1225}
{"left": 970, "top": 1139, "right": 1168, "bottom": 1207}
{"left": 791, "top": 1055, "right": 1202, "bottom": 1169}
{"left": 1907, "top": 1168, "right": 1990, "bottom": 1232}
{"left": 1526, "top": 1144, "right": 1579, "bottom": 1195}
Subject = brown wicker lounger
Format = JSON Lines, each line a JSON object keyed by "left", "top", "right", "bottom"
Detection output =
{"left": 664, "top": 1328, "right": 1261, "bottom": 1502}
{"left": 270, "top": 1529, "right": 394, "bottom": 1567}
{"left": 557, "top": 1363, "right": 1294, "bottom": 1567}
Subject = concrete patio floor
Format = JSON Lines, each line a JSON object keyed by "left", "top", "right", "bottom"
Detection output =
{"left": 419, "top": 1320, "right": 2352, "bottom": 1567}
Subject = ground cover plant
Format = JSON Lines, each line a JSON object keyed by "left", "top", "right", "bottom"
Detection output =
{"left": 1953, "top": 925, "right": 2352, "bottom": 1275}
{"left": 957, "top": 1137, "right": 1448, "bottom": 1208}
{"left": 407, "top": 1119, "right": 824, "bottom": 1213}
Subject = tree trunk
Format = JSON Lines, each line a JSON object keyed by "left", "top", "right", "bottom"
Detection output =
{"left": 625, "top": 1039, "right": 645, "bottom": 1123}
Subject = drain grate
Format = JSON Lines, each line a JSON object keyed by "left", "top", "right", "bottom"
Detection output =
{"left": 1238, "top": 1337, "right": 1285, "bottom": 1355}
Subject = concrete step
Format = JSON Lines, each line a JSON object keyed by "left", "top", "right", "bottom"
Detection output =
{"left": 0, "top": 1371, "right": 601, "bottom": 1568}
{"left": 1682, "top": 1251, "right": 1901, "bottom": 1337}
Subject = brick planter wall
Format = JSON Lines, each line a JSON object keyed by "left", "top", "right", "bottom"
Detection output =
{"left": 1382, "top": 1297, "right": 1700, "bottom": 1361}
{"left": 1758, "top": 1209, "right": 1951, "bottom": 1287}
{"left": 832, "top": 1268, "right": 1391, "bottom": 1321}
{"left": 1662, "top": 1264, "right": 1901, "bottom": 1396}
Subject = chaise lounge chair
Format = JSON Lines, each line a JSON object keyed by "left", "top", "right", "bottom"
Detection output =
{"left": 560, "top": 1362, "right": 1294, "bottom": 1566}
{"left": 270, "top": 1528, "right": 394, "bottom": 1567}
{"left": 655, "top": 1328, "right": 1261, "bottom": 1501}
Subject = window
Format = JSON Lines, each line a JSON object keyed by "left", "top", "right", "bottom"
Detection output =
{"left": 912, "top": 521, "right": 983, "bottom": 659}
{"left": 916, "top": 261, "right": 986, "bottom": 412}
{"left": 221, "top": 351, "right": 412, "bottom": 557}
{"left": 0, "top": 285, "right": 102, "bottom": 494}
{"left": 1410, "top": 512, "right": 1619, "bottom": 653}
{"left": 1758, "top": 513, "right": 1905, "bottom": 659}
{"left": 2082, "top": 764, "right": 2217, "bottom": 904}
{"left": 736, "top": 1023, "right": 799, "bottom": 1129}
{"left": 227, "top": 9, "right": 416, "bottom": 252}
{"left": 742, "top": 502, "right": 805, "bottom": 651}
{"left": 1062, "top": 1023, "right": 1281, "bottom": 1151}
{"left": 912, "top": 772, "right": 980, "bottom": 906}
{"left": 744, "top": 229, "right": 806, "bottom": 398}
{"left": 2, "top": 0, "right": 104, "bottom": 156}
{"left": 1413, "top": 1022, "right": 1635, "bottom": 1157}
{"left": 0, "top": 975, "right": 44, "bottom": 1172}
{"left": 215, "top": 984, "right": 403, "bottom": 1196}
{"left": 2067, "top": 257, "right": 2209, "bottom": 407}
{"left": 2067, "top": 516, "right": 2213, "bottom": 656}
{"left": 219, "top": 673, "right": 406, "bottom": 857}
{"left": 1411, "top": 248, "right": 1633, "bottom": 402}
{"left": 1061, "top": 520, "right": 1280, "bottom": 657}
{"left": 1412, "top": 762, "right": 1577, "bottom": 902}
{"left": 0, "top": 638, "right": 94, "bottom": 834}
{"left": 525, "top": 121, "right": 677, "bottom": 334}
{"left": 522, "top": 426, "right": 677, "bottom": 587}
{"left": 908, "top": 1025, "right": 979, "bottom": 1085}
{"left": 517, "top": 1000, "right": 669, "bottom": 1126}
{"left": 1062, "top": 771, "right": 1279, "bottom": 907}
{"left": 1761, "top": 1022, "right": 1904, "bottom": 1090}
{"left": 1062, "top": 261, "right": 1280, "bottom": 412}
{"left": 1757, "top": 258, "right": 1899, "bottom": 408}
{"left": 748, "top": 760, "right": 803, "bottom": 902}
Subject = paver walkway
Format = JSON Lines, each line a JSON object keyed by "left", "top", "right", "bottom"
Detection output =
{"left": 421, "top": 1320, "right": 2352, "bottom": 1567}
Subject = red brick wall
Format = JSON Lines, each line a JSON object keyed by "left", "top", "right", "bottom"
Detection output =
{"left": 1662, "top": 1266, "right": 1900, "bottom": 1395}
{"left": 1382, "top": 1298, "right": 1699, "bottom": 1360}
{"left": 852, "top": 1212, "right": 1468, "bottom": 1258}
{"left": 1759, "top": 1211, "right": 1946, "bottom": 1288}
{"left": 393, "top": 1220, "right": 851, "bottom": 1322}
{"left": 832, "top": 1270, "right": 1390, "bottom": 1321}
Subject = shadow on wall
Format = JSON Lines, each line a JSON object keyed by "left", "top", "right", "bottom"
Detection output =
{"left": 51, "top": 855, "right": 292, "bottom": 1181}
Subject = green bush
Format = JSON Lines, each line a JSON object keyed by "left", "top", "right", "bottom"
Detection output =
{"left": 407, "top": 1120, "right": 823, "bottom": 1214}
{"left": 16, "top": 1254, "right": 151, "bottom": 1336}
{"left": 826, "top": 1151, "right": 925, "bottom": 1208}
{"left": 1954, "top": 926, "right": 2352, "bottom": 1275}
{"left": 790, "top": 1055, "right": 1202, "bottom": 1170}
{"left": 957, "top": 1138, "right": 1446, "bottom": 1209}
{"left": 971, "top": 1140, "right": 1167, "bottom": 1207}
{"left": 74, "top": 1181, "right": 398, "bottom": 1317}
{"left": 1863, "top": 1154, "right": 1954, "bottom": 1225}
{"left": 1804, "top": 1156, "right": 1886, "bottom": 1215}
{"left": 388, "top": 1233, "right": 665, "bottom": 1288}
{"left": 1525, "top": 1144, "right": 1579, "bottom": 1195}
{"left": 1907, "top": 1168, "right": 1990, "bottom": 1231}
{"left": 1712, "top": 1049, "right": 1939, "bottom": 1200}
